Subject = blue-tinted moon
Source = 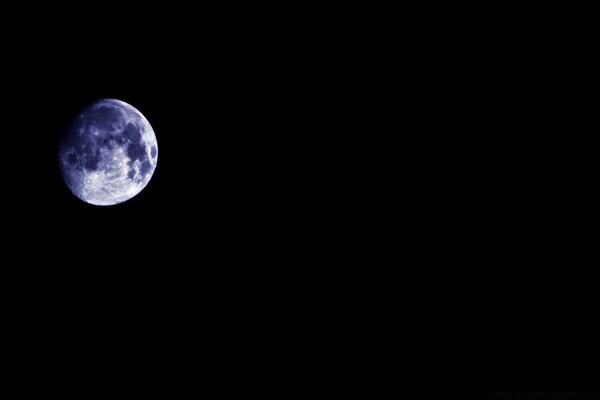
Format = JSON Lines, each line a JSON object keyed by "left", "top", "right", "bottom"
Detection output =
{"left": 59, "top": 99, "right": 158, "bottom": 206}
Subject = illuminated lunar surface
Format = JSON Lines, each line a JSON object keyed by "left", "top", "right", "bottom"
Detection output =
{"left": 59, "top": 98, "right": 158, "bottom": 206}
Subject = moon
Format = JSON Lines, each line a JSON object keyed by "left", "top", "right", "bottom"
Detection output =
{"left": 59, "top": 98, "right": 158, "bottom": 206}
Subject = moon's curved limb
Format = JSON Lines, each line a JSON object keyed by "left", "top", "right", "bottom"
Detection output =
{"left": 59, "top": 99, "right": 158, "bottom": 206}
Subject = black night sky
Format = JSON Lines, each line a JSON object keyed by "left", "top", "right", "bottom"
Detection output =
{"left": 6, "top": 9, "right": 331, "bottom": 256}
{"left": 1, "top": 6, "right": 345, "bottom": 389}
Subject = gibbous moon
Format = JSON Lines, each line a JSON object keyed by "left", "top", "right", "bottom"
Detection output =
{"left": 59, "top": 98, "right": 158, "bottom": 206}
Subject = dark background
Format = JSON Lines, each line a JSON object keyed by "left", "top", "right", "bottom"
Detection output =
{"left": 479, "top": 11, "right": 599, "bottom": 395}
{"left": 2, "top": 9, "right": 343, "bottom": 266}
{"left": 0, "top": 6, "right": 350, "bottom": 391}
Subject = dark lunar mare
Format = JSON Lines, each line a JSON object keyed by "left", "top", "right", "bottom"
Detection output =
{"left": 123, "top": 123, "right": 141, "bottom": 145}
{"left": 140, "top": 159, "right": 151, "bottom": 175}
{"left": 127, "top": 142, "right": 147, "bottom": 164}
{"left": 82, "top": 105, "right": 123, "bottom": 136}
{"left": 123, "top": 122, "right": 148, "bottom": 173}
{"left": 82, "top": 147, "right": 101, "bottom": 170}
